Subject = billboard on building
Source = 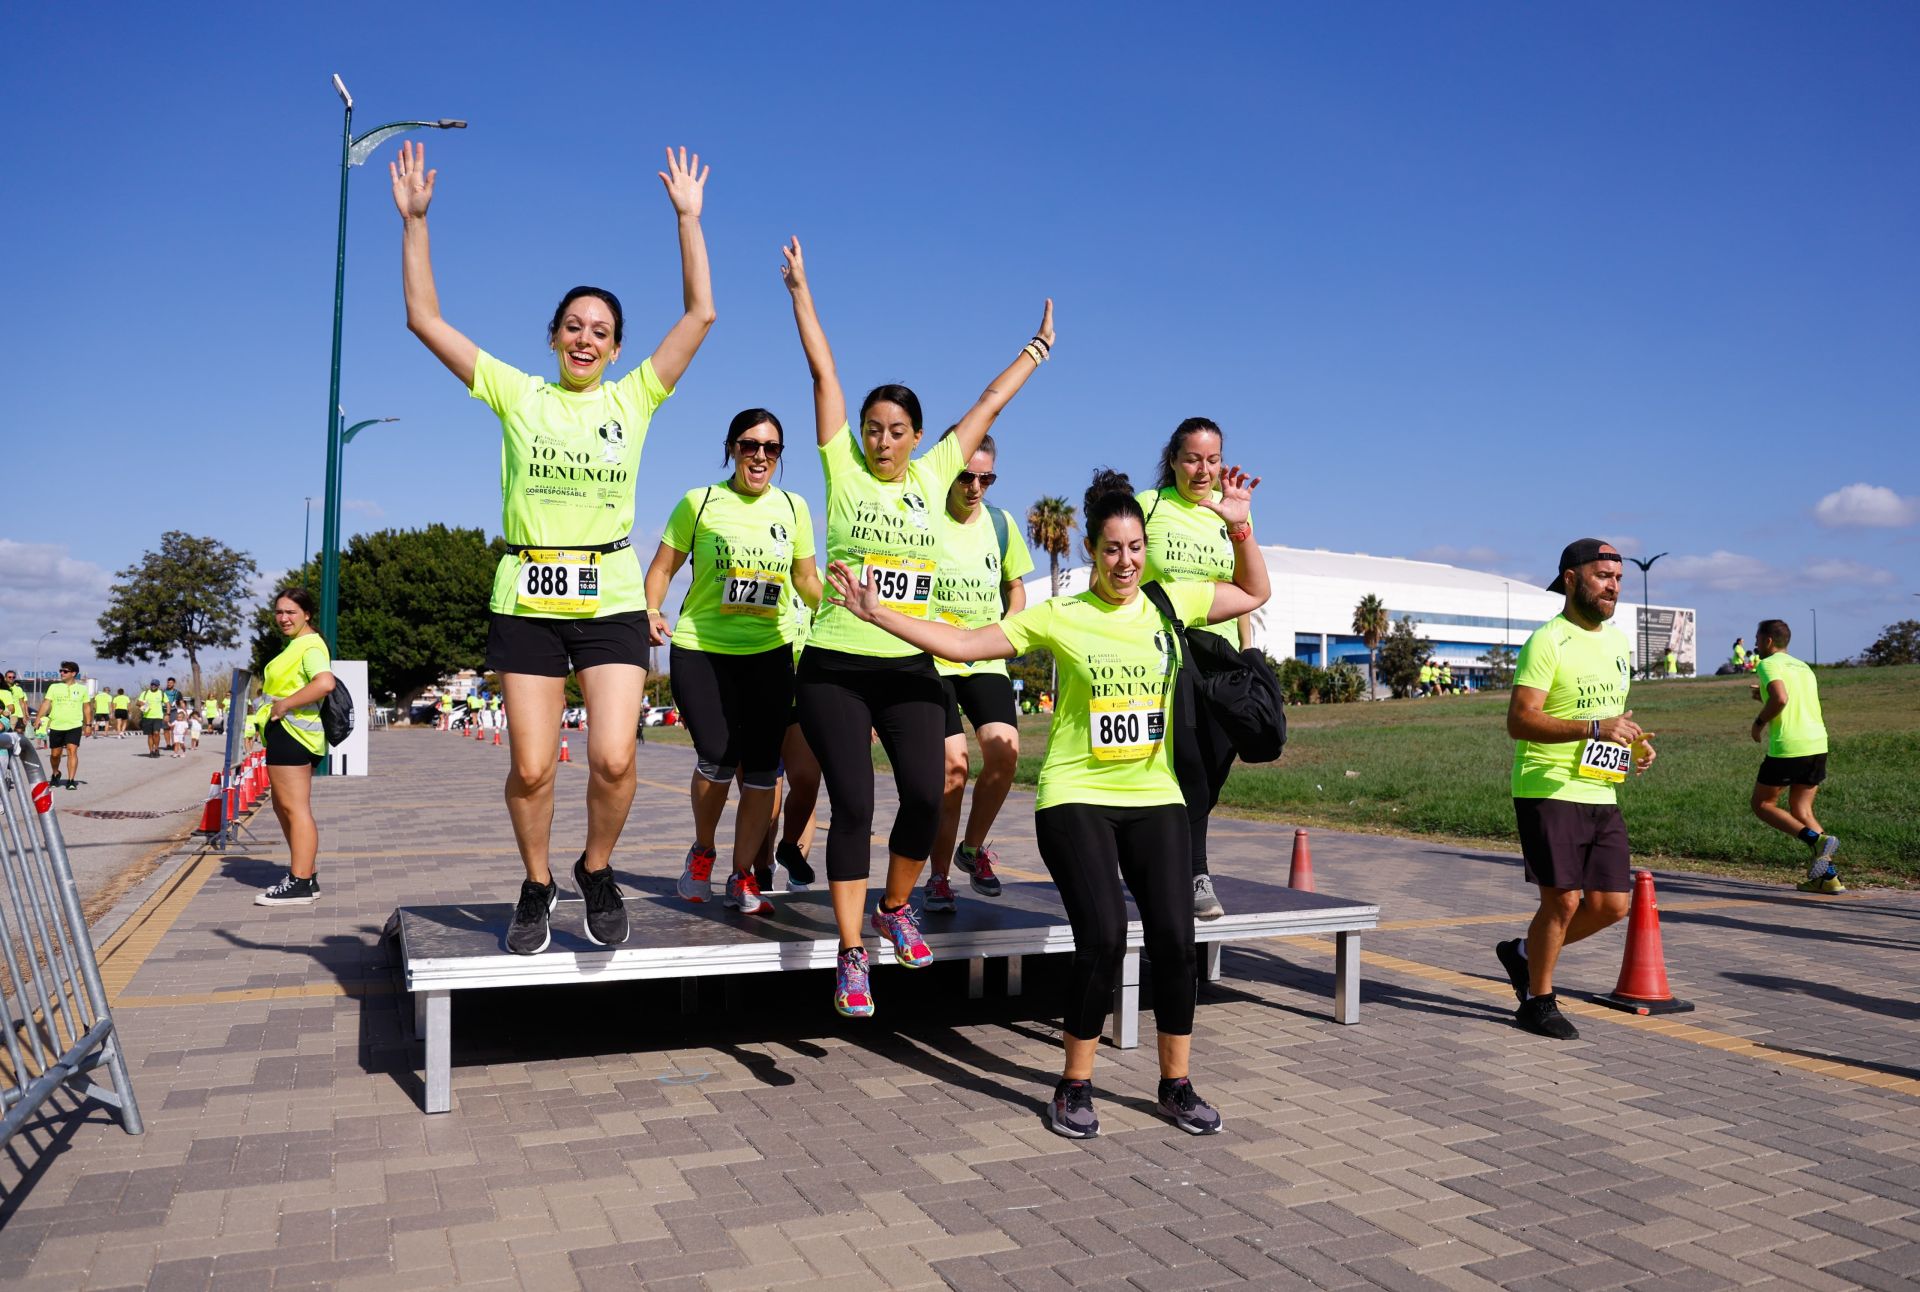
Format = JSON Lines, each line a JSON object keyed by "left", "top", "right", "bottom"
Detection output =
{"left": 1633, "top": 606, "right": 1696, "bottom": 676}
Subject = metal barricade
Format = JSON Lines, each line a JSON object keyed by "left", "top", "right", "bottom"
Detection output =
{"left": 0, "top": 732, "right": 143, "bottom": 1144}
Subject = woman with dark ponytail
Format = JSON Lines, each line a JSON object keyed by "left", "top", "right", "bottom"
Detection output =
{"left": 823, "top": 465, "right": 1267, "bottom": 1138}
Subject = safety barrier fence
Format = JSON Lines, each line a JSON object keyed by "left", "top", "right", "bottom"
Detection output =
{"left": 0, "top": 731, "right": 143, "bottom": 1145}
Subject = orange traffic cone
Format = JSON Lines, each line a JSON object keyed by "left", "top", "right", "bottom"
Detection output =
{"left": 1288, "top": 829, "right": 1315, "bottom": 891}
{"left": 493, "top": 727, "right": 502, "bottom": 747}
{"left": 559, "top": 737, "right": 571, "bottom": 764}
{"left": 1593, "top": 870, "right": 1694, "bottom": 1015}
{"left": 193, "top": 773, "right": 222, "bottom": 835}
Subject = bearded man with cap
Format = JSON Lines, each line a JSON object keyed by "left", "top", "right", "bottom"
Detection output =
{"left": 1493, "top": 539, "right": 1657, "bottom": 1040}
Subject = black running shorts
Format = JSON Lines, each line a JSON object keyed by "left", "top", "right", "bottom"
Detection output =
{"left": 1513, "top": 797, "right": 1632, "bottom": 893}
{"left": 48, "top": 726, "right": 82, "bottom": 750}
{"left": 941, "top": 672, "right": 1020, "bottom": 739}
{"left": 486, "top": 611, "right": 649, "bottom": 678}
{"left": 264, "top": 719, "right": 325, "bottom": 768}
{"left": 141, "top": 717, "right": 163, "bottom": 735}
{"left": 1756, "top": 753, "right": 1827, "bottom": 788}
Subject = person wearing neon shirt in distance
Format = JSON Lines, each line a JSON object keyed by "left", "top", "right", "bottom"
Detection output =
{"left": 644, "top": 408, "right": 821, "bottom": 914}
{"left": 136, "top": 681, "right": 166, "bottom": 756}
{"left": 1746, "top": 618, "right": 1843, "bottom": 894}
{"left": 825, "top": 465, "right": 1267, "bottom": 1136}
{"left": 922, "top": 432, "right": 1033, "bottom": 913}
{"left": 113, "top": 688, "right": 130, "bottom": 738}
{"left": 35, "top": 663, "right": 92, "bottom": 789}
{"left": 781, "top": 235, "right": 1053, "bottom": 1018}
{"left": 393, "top": 139, "right": 715, "bottom": 955}
{"left": 1138, "top": 419, "right": 1257, "bottom": 921}
{"left": 254, "top": 587, "right": 337, "bottom": 906}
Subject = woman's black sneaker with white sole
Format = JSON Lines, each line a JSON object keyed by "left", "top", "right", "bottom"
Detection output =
{"left": 776, "top": 840, "right": 815, "bottom": 890}
{"left": 1157, "top": 1078, "right": 1224, "bottom": 1135}
{"left": 1515, "top": 993, "right": 1580, "bottom": 1040}
{"left": 255, "top": 873, "right": 320, "bottom": 906}
{"left": 506, "top": 879, "right": 558, "bottom": 955}
{"left": 1046, "top": 1079, "right": 1100, "bottom": 1138}
{"left": 573, "top": 856, "right": 629, "bottom": 946}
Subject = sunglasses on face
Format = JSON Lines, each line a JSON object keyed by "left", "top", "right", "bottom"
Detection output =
{"left": 734, "top": 440, "right": 783, "bottom": 460}
{"left": 956, "top": 471, "right": 997, "bottom": 487}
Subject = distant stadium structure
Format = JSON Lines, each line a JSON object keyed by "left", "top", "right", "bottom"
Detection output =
{"left": 1021, "top": 545, "right": 1697, "bottom": 689}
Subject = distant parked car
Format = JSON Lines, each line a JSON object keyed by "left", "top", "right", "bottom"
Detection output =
{"left": 643, "top": 706, "right": 677, "bottom": 727}
{"left": 562, "top": 707, "right": 587, "bottom": 729}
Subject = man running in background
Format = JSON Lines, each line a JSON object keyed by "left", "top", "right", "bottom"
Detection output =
{"left": 36, "top": 662, "right": 92, "bottom": 789}
{"left": 1495, "top": 540, "right": 1655, "bottom": 1041}
{"left": 1747, "top": 618, "right": 1842, "bottom": 894}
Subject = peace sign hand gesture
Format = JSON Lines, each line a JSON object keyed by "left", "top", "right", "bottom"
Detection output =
{"left": 780, "top": 236, "right": 809, "bottom": 295}
{"left": 390, "top": 140, "right": 436, "bottom": 220}
{"left": 1197, "top": 465, "right": 1261, "bottom": 528}
{"left": 658, "top": 147, "right": 709, "bottom": 219}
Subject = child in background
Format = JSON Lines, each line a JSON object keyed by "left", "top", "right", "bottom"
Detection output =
{"left": 170, "top": 708, "right": 190, "bottom": 757}
{"left": 189, "top": 710, "right": 204, "bottom": 750}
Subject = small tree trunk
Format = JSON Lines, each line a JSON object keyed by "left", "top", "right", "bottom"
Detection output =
{"left": 1049, "top": 554, "right": 1062, "bottom": 598}
{"left": 186, "top": 648, "right": 203, "bottom": 705}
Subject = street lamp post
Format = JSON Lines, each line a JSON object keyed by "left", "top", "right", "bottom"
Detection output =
{"left": 319, "top": 74, "right": 464, "bottom": 652}
{"left": 32, "top": 630, "right": 58, "bottom": 706}
{"left": 1809, "top": 607, "right": 1818, "bottom": 667}
{"left": 1626, "top": 552, "right": 1668, "bottom": 680}
{"left": 303, "top": 497, "right": 313, "bottom": 584}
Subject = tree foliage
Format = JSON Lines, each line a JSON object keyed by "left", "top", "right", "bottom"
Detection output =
{"left": 1025, "top": 496, "right": 1078, "bottom": 597}
{"left": 1478, "top": 645, "right": 1517, "bottom": 690}
{"left": 1008, "top": 648, "right": 1056, "bottom": 705}
{"left": 1376, "top": 615, "right": 1434, "bottom": 699}
{"left": 1270, "top": 655, "right": 1366, "bottom": 705}
{"left": 95, "top": 531, "right": 258, "bottom": 701}
{"left": 1351, "top": 593, "right": 1389, "bottom": 698}
{"left": 1859, "top": 619, "right": 1920, "bottom": 667}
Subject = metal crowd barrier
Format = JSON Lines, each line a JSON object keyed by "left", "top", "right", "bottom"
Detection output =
{"left": 0, "top": 732, "right": 143, "bottom": 1144}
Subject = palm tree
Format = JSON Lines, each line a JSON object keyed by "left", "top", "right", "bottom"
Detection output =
{"left": 1352, "top": 593, "right": 1389, "bottom": 699}
{"left": 1026, "top": 496, "right": 1078, "bottom": 597}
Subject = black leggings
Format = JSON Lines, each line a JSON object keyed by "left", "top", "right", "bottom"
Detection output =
{"left": 671, "top": 642, "right": 793, "bottom": 788}
{"left": 1034, "top": 802, "right": 1195, "bottom": 1041}
{"left": 795, "top": 648, "right": 947, "bottom": 882}
{"left": 1173, "top": 698, "right": 1237, "bottom": 878}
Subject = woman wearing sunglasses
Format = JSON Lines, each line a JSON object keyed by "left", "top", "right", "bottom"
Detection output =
{"left": 645, "top": 410, "right": 821, "bottom": 913}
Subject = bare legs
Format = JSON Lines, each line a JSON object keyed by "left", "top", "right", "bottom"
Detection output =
{"left": 502, "top": 664, "right": 643, "bottom": 884}
{"left": 1525, "top": 886, "right": 1630, "bottom": 996}
{"left": 267, "top": 763, "right": 318, "bottom": 880}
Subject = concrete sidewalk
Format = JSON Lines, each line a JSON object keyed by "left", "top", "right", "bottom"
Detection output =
{"left": 2, "top": 728, "right": 1914, "bottom": 1291}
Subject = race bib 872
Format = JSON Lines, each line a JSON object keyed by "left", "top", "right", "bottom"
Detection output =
{"left": 720, "top": 568, "right": 785, "bottom": 616}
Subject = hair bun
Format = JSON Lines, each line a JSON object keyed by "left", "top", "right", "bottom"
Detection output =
{"left": 1083, "top": 467, "right": 1133, "bottom": 514}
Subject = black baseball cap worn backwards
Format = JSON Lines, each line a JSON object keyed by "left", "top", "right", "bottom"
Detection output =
{"left": 1546, "top": 538, "right": 1619, "bottom": 592}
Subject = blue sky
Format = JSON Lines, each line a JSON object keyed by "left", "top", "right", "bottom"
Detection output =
{"left": 3, "top": 3, "right": 1915, "bottom": 683}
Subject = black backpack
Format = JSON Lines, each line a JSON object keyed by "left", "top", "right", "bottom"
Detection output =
{"left": 1141, "top": 581, "right": 1287, "bottom": 764}
{"left": 320, "top": 683, "right": 355, "bottom": 747}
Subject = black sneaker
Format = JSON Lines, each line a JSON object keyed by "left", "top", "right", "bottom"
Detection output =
{"left": 573, "top": 856, "right": 629, "bottom": 947}
{"left": 776, "top": 840, "right": 815, "bottom": 889}
{"left": 1157, "top": 1077, "right": 1223, "bottom": 1135}
{"left": 1515, "top": 993, "right": 1580, "bottom": 1040}
{"left": 254, "top": 873, "right": 320, "bottom": 907}
{"left": 506, "top": 879, "right": 558, "bottom": 955}
{"left": 1495, "top": 939, "right": 1530, "bottom": 1003}
{"left": 1046, "top": 1079, "right": 1100, "bottom": 1138}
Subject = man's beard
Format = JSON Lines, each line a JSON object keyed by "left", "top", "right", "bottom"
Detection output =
{"left": 1572, "top": 583, "right": 1616, "bottom": 624}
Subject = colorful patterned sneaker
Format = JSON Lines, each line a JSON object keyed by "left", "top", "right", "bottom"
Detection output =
{"left": 505, "top": 879, "right": 557, "bottom": 955}
{"left": 573, "top": 855, "right": 630, "bottom": 946}
{"left": 835, "top": 946, "right": 874, "bottom": 1018}
{"left": 726, "top": 870, "right": 772, "bottom": 915}
{"left": 1156, "top": 1077, "right": 1223, "bottom": 1135}
{"left": 1046, "top": 1079, "right": 1100, "bottom": 1138}
{"left": 954, "top": 843, "right": 1003, "bottom": 897}
{"left": 1515, "top": 993, "right": 1580, "bottom": 1040}
{"left": 1808, "top": 834, "right": 1840, "bottom": 879}
{"left": 1192, "top": 873, "right": 1225, "bottom": 920}
{"left": 923, "top": 873, "right": 957, "bottom": 913}
{"left": 254, "top": 872, "right": 320, "bottom": 907}
{"left": 871, "top": 901, "right": 934, "bottom": 968}
{"left": 1495, "top": 939, "right": 1530, "bottom": 1003}
{"left": 1796, "top": 874, "right": 1847, "bottom": 895}
{"left": 677, "top": 844, "right": 717, "bottom": 903}
{"left": 776, "top": 840, "right": 815, "bottom": 890}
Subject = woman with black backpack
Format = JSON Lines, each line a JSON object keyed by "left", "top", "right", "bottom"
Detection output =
{"left": 254, "top": 586, "right": 337, "bottom": 907}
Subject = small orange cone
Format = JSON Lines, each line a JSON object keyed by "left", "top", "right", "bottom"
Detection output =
{"left": 493, "top": 727, "right": 502, "bottom": 747}
{"left": 1288, "top": 829, "right": 1315, "bottom": 891}
{"left": 559, "top": 737, "right": 571, "bottom": 764}
{"left": 1593, "top": 870, "right": 1694, "bottom": 1015}
{"left": 193, "top": 773, "right": 222, "bottom": 835}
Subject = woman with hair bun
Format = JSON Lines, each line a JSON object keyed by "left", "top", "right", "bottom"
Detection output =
{"left": 824, "top": 465, "right": 1267, "bottom": 1138}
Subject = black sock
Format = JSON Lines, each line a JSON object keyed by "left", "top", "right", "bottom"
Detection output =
{"left": 1797, "top": 827, "right": 1820, "bottom": 845}
{"left": 1158, "top": 1076, "right": 1190, "bottom": 1096}
{"left": 880, "top": 898, "right": 907, "bottom": 914}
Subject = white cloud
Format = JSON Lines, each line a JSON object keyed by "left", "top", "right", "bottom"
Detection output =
{"left": 1813, "top": 483, "right": 1917, "bottom": 529}
{"left": 1662, "top": 549, "right": 1895, "bottom": 595}
{"left": 1802, "top": 558, "right": 1896, "bottom": 587}
{"left": 342, "top": 499, "right": 386, "bottom": 521}
{"left": 1413, "top": 544, "right": 1506, "bottom": 567}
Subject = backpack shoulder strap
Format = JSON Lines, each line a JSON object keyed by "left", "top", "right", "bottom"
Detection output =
{"left": 1141, "top": 579, "right": 1180, "bottom": 625}
{"left": 989, "top": 506, "right": 1010, "bottom": 566}
{"left": 675, "top": 487, "right": 718, "bottom": 617}
{"left": 1145, "top": 489, "right": 1165, "bottom": 526}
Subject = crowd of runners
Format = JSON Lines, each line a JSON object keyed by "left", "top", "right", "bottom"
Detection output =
{"left": 1, "top": 668, "right": 234, "bottom": 788}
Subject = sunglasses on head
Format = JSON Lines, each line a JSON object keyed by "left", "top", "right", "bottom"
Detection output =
{"left": 956, "top": 471, "right": 997, "bottom": 486}
{"left": 734, "top": 439, "right": 783, "bottom": 460}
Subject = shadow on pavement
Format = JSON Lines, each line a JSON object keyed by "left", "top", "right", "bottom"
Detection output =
{"left": 1719, "top": 971, "right": 1920, "bottom": 1023}
{"left": 1665, "top": 909, "right": 1917, "bottom": 954}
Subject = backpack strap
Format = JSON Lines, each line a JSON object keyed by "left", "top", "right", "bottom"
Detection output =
{"left": 674, "top": 486, "right": 718, "bottom": 619}
{"left": 1140, "top": 580, "right": 1195, "bottom": 725}
{"left": 989, "top": 506, "right": 1010, "bottom": 566}
{"left": 1145, "top": 489, "right": 1165, "bottom": 527}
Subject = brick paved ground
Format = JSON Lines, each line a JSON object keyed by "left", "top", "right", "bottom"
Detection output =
{"left": 3, "top": 728, "right": 1915, "bottom": 1291}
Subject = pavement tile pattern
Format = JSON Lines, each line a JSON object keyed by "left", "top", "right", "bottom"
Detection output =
{"left": 2, "top": 729, "right": 1915, "bottom": 1291}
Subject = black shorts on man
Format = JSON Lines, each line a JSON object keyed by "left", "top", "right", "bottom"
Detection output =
{"left": 1513, "top": 797, "right": 1632, "bottom": 893}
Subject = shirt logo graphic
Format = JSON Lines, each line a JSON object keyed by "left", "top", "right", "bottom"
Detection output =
{"left": 597, "top": 420, "right": 626, "bottom": 465}
{"left": 902, "top": 492, "right": 929, "bottom": 530}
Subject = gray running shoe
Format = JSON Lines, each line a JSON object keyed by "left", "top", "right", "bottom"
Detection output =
{"left": 1157, "top": 1078, "right": 1223, "bottom": 1135}
{"left": 1193, "top": 874, "right": 1225, "bottom": 920}
{"left": 1809, "top": 834, "right": 1840, "bottom": 879}
{"left": 923, "top": 873, "right": 956, "bottom": 913}
{"left": 1515, "top": 993, "right": 1579, "bottom": 1040}
{"left": 1046, "top": 1079, "right": 1099, "bottom": 1138}
{"left": 1495, "top": 939, "right": 1530, "bottom": 1003}
{"left": 506, "top": 879, "right": 558, "bottom": 955}
{"left": 677, "top": 844, "right": 717, "bottom": 903}
{"left": 954, "top": 843, "right": 1002, "bottom": 897}
{"left": 573, "top": 855, "right": 629, "bottom": 946}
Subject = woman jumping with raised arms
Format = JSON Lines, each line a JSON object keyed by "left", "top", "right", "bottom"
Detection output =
{"left": 825, "top": 465, "right": 1267, "bottom": 1136}
{"left": 393, "top": 140, "right": 715, "bottom": 955}
{"left": 781, "top": 236, "right": 1053, "bottom": 1018}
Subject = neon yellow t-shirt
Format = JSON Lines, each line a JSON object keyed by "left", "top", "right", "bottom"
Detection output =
{"left": 1139, "top": 486, "right": 1248, "bottom": 645}
{"left": 4, "top": 685, "right": 24, "bottom": 718}
{"left": 1511, "top": 614, "right": 1633, "bottom": 804}
{"left": 113, "top": 693, "right": 130, "bottom": 714}
{"left": 469, "top": 349, "right": 673, "bottom": 619}
{"left": 203, "top": 699, "right": 218, "bottom": 719}
{"left": 929, "top": 506, "right": 1035, "bottom": 678}
{"left": 807, "top": 424, "right": 965, "bottom": 658}
{"left": 263, "top": 632, "right": 332, "bottom": 755}
{"left": 44, "top": 682, "right": 88, "bottom": 732}
{"left": 1001, "top": 581, "right": 1213, "bottom": 810}
{"left": 1755, "top": 652, "right": 1827, "bottom": 758}
{"left": 139, "top": 689, "right": 165, "bottom": 720}
{"left": 663, "top": 482, "right": 816, "bottom": 655}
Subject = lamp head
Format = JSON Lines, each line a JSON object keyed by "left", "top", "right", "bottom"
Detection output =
{"left": 332, "top": 74, "right": 352, "bottom": 109}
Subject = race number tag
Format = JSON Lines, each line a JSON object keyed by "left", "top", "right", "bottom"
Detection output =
{"left": 1576, "top": 738, "right": 1632, "bottom": 783}
{"left": 1089, "top": 696, "right": 1165, "bottom": 762}
{"left": 720, "top": 568, "right": 785, "bottom": 616}
{"left": 516, "top": 549, "right": 601, "bottom": 615}
{"left": 862, "top": 554, "right": 936, "bottom": 617}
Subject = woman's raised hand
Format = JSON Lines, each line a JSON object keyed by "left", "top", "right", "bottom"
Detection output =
{"left": 780, "top": 236, "right": 809, "bottom": 294}
{"left": 822, "top": 559, "right": 879, "bottom": 621}
{"left": 1199, "top": 465, "right": 1262, "bottom": 527}
{"left": 1034, "top": 298, "right": 1056, "bottom": 350}
{"left": 658, "top": 147, "right": 708, "bottom": 218}
{"left": 390, "top": 140, "right": 436, "bottom": 220}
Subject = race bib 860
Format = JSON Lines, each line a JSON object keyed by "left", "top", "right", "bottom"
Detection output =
{"left": 1089, "top": 696, "right": 1165, "bottom": 762}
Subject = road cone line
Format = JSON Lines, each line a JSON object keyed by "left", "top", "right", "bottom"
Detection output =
{"left": 1288, "top": 829, "right": 1315, "bottom": 892}
{"left": 1593, "top": 869, "right": 1694, "bottom": 1015}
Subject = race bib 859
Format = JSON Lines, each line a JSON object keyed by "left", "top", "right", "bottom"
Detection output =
{"left": 863, "top": 554, "right": 936, "bottom": 618}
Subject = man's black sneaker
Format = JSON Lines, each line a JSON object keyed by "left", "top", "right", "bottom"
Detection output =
{"left": 1046, "top": 1079, "right": 1100, "bottom": 1138}
{"left": 776, "top": 840, "right": 815, "bottom": 889}
{"left": 1157, "top": 1078, "right": 1223, "bottom": 1135}
{"left": 1515, "top": 993, "right": 1580, "bottom": 1040}
{"left": 1495, "top": 939, "right": 1530, "bottom": 1003}
{"left": 573, "top": 856, "right": 629, "bottom": 947}
{"left": 254, "top": 872, "right": 320, "bottom": 907}
{"left": 506, "top": 879, "right": 558, "bottom": 955}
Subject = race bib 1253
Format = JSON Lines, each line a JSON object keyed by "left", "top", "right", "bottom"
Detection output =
{"left": 1576, "top": 738, "right": 1632, "bottom": 783}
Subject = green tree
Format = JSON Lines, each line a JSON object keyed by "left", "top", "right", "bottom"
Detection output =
{"left": 94, "top": 531, "right": 258, "bottom": 702}
{"left": 1026, "top": 496, "right": 1078, "bottom": 597}
{"left": 1009, "top": 648, "right": 1056, "bottom": 707}
{"left": 1351, "top": 593, "right": 1389, "bottom": 699}
{"left": 1859, "top": 619, "right": 1920, "bottom": 667}
{"left": 1376, "top": 615, "right": 1434, "bottom": 699}
{"left": 1478, "top": 645, "right": 1517, "bottom": 690}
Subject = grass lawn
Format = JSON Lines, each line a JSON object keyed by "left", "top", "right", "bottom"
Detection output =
{"left": 649, "top": 665, "right": 1920, "bottom": 886}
